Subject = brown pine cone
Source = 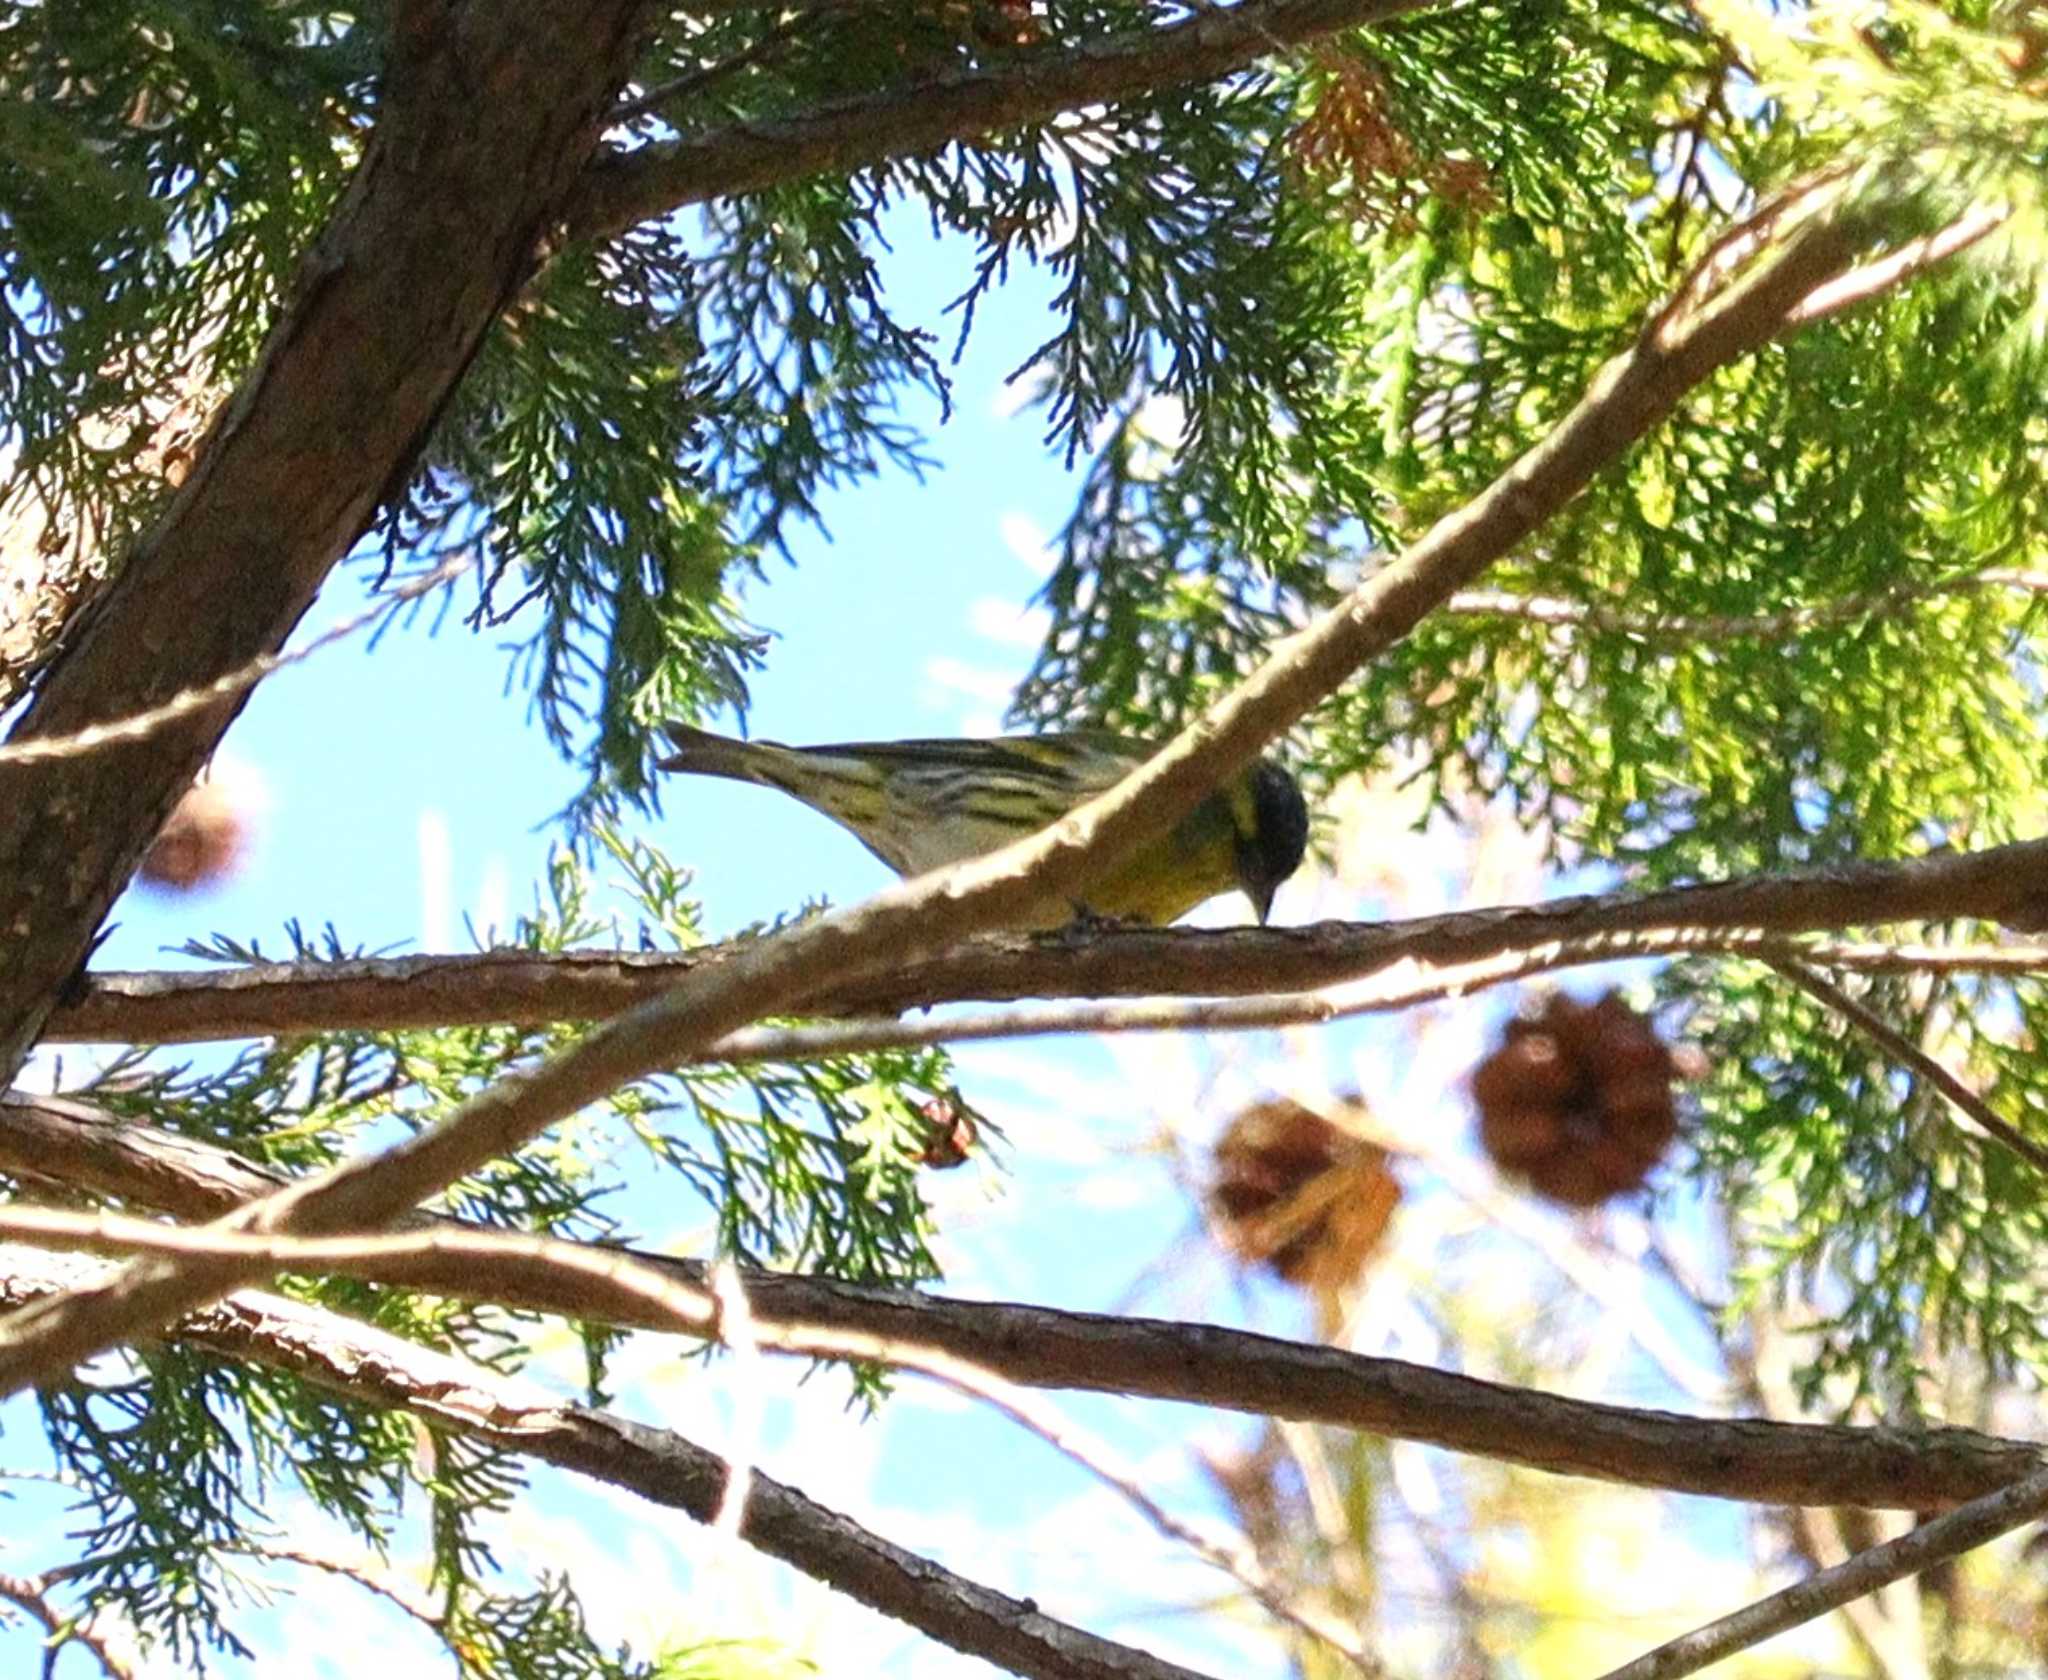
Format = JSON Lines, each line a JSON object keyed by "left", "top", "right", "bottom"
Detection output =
{"left": 1209, "top": 1097, "right": 1400, "bottom": 1290}
{"left": 1470, "top": 992, "right": 1687, "bottom": 1207}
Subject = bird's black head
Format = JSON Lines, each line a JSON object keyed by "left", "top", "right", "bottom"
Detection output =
{"left": 1234, "top": 760, "right": 1310, "bottom": 924}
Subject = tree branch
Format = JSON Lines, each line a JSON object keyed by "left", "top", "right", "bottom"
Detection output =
{"left": 231, "top": 1546, "right": 442, "bottom": 1641}
{"left": 0, "top": 175, "right": 1946, "bottom": 1399}
{"left": 0, "top": 554, "right": 472, "bottom": 769}
{"left": 6, "top": 1205, "right": 1379, "bottom": 1671}
{"left": 1786, "top": 204, "right": 2007, "bottom": 326}
{"left": 1594, "top": 1464, "right": 2048, "bottom": 1680}
{"left": 41, "top": 843, "right": 2048, "bottom": 1047}
{"left": 0, "top": 1247, "right": 1224, "bottom": 1680}
{"left": 564, "top": 0, "right": 1439, "bottom": 243}
{"left": 0, "top": 1104, "right": 2037, "bottom": 1513}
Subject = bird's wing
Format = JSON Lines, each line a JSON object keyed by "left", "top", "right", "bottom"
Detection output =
{"left": 857, "top": 735, "right": 1144, "bottom": 875}
{"left": 658, "top": 726, "right": 1157, "bottom": 879}
{"left": 792, "top": 732, "right": 1133, "bottom": 779}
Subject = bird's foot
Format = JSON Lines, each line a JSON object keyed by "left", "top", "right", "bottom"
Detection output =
{"left": 1059, "top": 903, "right": 1141, "bottom": 942}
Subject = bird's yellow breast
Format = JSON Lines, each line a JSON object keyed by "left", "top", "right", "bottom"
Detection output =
{"left": 1045, "top": 807, "right": 1242, "bottom": 928}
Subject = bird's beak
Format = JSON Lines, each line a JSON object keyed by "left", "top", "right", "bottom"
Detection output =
{"left": 1251, "top": 882, "right": 1276, "bottom": 925}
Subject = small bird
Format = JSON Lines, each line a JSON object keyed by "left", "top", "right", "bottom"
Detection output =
{"left": 658, "top": 724, "right": 1309, "bottom": 929}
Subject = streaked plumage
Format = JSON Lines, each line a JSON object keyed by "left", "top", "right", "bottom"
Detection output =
{"left": 658, "top": 724, "right": 1309, "bottom": 929}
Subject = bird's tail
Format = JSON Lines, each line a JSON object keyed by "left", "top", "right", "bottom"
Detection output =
{"left": 656, "top": 724, "right": 788, "bottom": 785}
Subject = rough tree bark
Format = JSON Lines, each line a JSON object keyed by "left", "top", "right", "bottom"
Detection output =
{"left": 0, "top": 0, "right": 657, "bottom": 1078}
{"left": 39, "top": 837, "right": 2048, "bottom": 1043}
{"left": 3, "top": 1093, "right": 2038, "bottom": 1514}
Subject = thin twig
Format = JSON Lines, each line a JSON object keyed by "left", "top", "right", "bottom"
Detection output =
{"left": 614, "top": 5, "right": 824, "bottom": 122}
{"left": 700, "top": 938, "right": 1730, "bottom": 1063}
{"left": 1767, "top": 959, "right": 2048, "bottom": 1177}
{"left": 1593, "top": 1464, "right": 2048, "bottom": 1680}
{"left": 1743, "top": 1307, "right": 1930, "bottom": 1680}
{"left": 1273, "top": 1420, "right": 1379, "bottom": 1618}
{"left": 0, "top": 554, "right": 473, "bottom": 767}
{"left": 0, "top": 1571, "right": 135, "bottom": 1680}
{"left": 895, "top": 1338, "right": 1385, "bottom": 1672}
{"left": 1443, "top": 566, "right": 2048, "bottom": 642}
{"left": 1302, "top": 1095, "right": 1727, "bottom": 1404}
{"left": 229, "top": 1546, "right": 442, "bottom": 1636}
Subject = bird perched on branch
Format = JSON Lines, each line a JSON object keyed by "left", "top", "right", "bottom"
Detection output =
{"left": 658, "top": 724, "right": 1309, "bottom": 929}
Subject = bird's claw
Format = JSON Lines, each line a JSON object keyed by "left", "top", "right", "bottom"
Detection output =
{"left": 1060, "top": 903, "right": 1140, "bottom": 941}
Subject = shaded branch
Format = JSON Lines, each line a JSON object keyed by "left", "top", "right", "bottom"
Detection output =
{"left": 613, "top": 3, "right": 823, "bottom": 123}
{"left": 0, "top": 1247, "right": 1223, "bottom": 1680}
{"left": 1595, "top": 1464, "right": 2048, "bottom": 1680}
{"left": 43, "top": 843, "right": 2048, "bottom": 1046}
{"left": 0, "top": 1097, "right": 2038, "bottom": 1512}
{"left": 947, "top": 1359, "right": 1383, "bottom": 1673}
{"left": 565, "top": 0, "right": 1438, "bottom": 242}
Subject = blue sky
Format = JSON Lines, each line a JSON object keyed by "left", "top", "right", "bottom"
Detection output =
{"left": 2, "top": 204, "right": 1760, "bottom": 1680}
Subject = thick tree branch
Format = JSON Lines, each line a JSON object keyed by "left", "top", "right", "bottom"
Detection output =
{"left": 1, "top": 1098, "right": 2038, "bottom": 1513}
{"left": 1595, "top": 1464, "right": 2048, "bottom": 1680}
{"left": 0, "top": 180, "right": 1960, "bottom": 1397}
{"left": 0, "top": 1247, "right": 1221, "bottom": 1680}
{"left": 0, "top": 1, "right": 656, "bottom": 1081}
{"left": 565, "top": 0, "right": 1437, "bottom": 243}
{"left": 0, "top": 1093, "right": 291, "bottom": 1216}
{"left": 42, "top": 839, "right": 2048, "bottom": 1046}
